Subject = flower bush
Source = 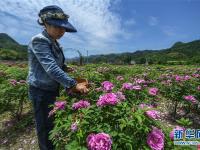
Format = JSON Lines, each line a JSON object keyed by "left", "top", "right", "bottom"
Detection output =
{"left": 0, "top": 64, "right": 28, "bottom": 119}
{"left": 1, "top": 63, "right": 199, "bottom": 149}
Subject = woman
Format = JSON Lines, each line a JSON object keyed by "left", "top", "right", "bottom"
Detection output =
{"left": 27, "top": 5, "right": 88, "bottom": 150}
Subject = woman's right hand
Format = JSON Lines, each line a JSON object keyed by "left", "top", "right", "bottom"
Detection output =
{"left": 74, "top": 83, "right": 89, "bottom": 93}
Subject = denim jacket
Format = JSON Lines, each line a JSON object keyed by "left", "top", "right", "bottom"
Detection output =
{"left": 27, "top": 30, "right": 76, "bottom": 92}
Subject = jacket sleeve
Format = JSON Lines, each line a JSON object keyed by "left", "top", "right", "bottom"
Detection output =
{"left": 62, "top": 64, "right": 67, "bottom": 71}
{"left": 31, "top": 37, "right": 76, "bottom": 89}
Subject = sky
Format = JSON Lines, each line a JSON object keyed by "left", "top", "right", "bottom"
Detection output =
{"left": 0, "top": 0, "right": 200, "bottom": 58}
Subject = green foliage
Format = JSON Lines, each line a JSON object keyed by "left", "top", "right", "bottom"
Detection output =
{"left": 176, "top": 118, "right": 192, "bottom": 127}
{"left": 50, "top": 102, "right": 156, "bottom": 149}
{"left": 0, "top": 49, "right": 27, "bottom": 60}
{"left": 5, "top": 66, "right": 27, "bottom": 80}
{"left": 0, "top": 33, "right": 27, "bottom": 60}
{"left": 0, "top": 80, "right": 28, "bottom": 120}
{"left": 0, "top": 63, "right": 28, "bottom": 120}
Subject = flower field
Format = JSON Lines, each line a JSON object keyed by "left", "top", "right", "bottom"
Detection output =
{"left": 0, "top": 62, "right": 200, "bottom": 150}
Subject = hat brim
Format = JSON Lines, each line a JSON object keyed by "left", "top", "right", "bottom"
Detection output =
{"left": 46, "top": 19, "right": 77, "bottom": 32}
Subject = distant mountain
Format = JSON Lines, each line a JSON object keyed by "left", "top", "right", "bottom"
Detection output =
{"left": 0, "top": 33, "right": 27, "bottom": 60}
{"left": 0, "top": 33, "right": 27, "bottom": 51}
{"left": 85, "top": 40, "right": 200, "bottom": 64}
{"left": 1, "top": 33, "right": 200, "bottom": 64}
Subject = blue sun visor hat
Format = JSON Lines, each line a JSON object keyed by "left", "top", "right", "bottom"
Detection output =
{"left": 38, "top": 5, "right": 77, "bottom": 32}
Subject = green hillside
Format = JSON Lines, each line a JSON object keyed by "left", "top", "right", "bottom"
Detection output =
{"left": 87, "top": 40, "right": 200, "bottom": 65}
{"left": 0, "top": 33, "right": 27, "bottom": 60}
{"left": 1, "top": 33, "right": 200, "bottom": 64}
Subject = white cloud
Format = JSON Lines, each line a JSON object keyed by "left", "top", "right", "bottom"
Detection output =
{"left": 162, "top": 26, "right": 176, "bottom": 36}
{"left": 148, "top": 16, "right": 158, "bottom": 26}
{"left": 0, "top": 0, "right": 130, "bottom": 54}
{"left": 124, "top": 18, "right": 136, "bottom": 27}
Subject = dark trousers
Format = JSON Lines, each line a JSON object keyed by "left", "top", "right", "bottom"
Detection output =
{"left": 28, "top": 86, "right": 58, "bottom": 150}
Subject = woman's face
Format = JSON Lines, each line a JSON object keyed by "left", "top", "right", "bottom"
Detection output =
{"left": 45, "top": 23, "right": 65, "bottom": 40}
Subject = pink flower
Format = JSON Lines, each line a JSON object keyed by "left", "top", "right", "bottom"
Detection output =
{"left": 149, "top": 88, "right": 159, "bottom": 96}
{"left": 192, "top": 74, "right": 200, "bottom": 78}
{"left": 197, "top": 86, "right": 200, "bottom": 91}
{"left": 116, "top": 76, "right": 124, "bottom": 81}
{"left": 132, "top": 85, "right": 142, "bottom": 90}
{"left": 169, "top": 126, "right": 185, "bottom": 140}
{"left": 72, "top": 100, "right": 90, "bottom": 110}
{"left": 175, "top": 75, "right": 183, "bottom": 81}
{"left": 9, "top": 79, "right": 17, "bottom": 86}
{"left": 122, "top": 83, "right": 133, "bottom": 90}
{"left": 184, "top": 95, "right": 197, "bottom": 104}
{"left": 135, "top": 79, "right": 146, "bottom": 84}
{"left": 87, "top": 133, "right": 112, "bottom": 150}
{"left": 55, "top": 101, "right": 66, "bottom": 110}
{"left": 97, "top": 93, "right": 119, "bottom": 107}
{"left": 115, "top": 91, "right": 126, "bottom": 101}
{"left": 48, "top": 101, "right": 66, "bottom": 117}
{"left": 145, "top": 110, "right": 160, "bottom": 120}
{"left": 101, "top": 81, "right": 114, "bottom": 92}
{"left": 184, "top": 75, "right": 190, "bottom": 81}
{"left": 71, "top": 122, "right": 78, "bottom": 132}
{"left": 147, "top": 127, "right": 164, "bottom": 150}
{"left": 139, "top": 103, "right": 154, "bottom": 109}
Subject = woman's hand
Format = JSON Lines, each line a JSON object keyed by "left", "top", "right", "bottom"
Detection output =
{"left": 66, "top": 83, "right": 89, "bottom": 94}
{"left": 74, "top": 83, "right": 89, "bottom": 93}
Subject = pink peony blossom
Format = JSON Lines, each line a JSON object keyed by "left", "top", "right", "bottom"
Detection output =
{"left": 132, "top": 85, "right": 142, "bottom": 90}
{"left": 169, "top": 126, "right": 185, "bottom": 140}
{"left": 192, "top": 74, "right": 200, "bottom": 78}
{"left": 87, "top": 133, "right": 112, "bottom": 150}
{"left": 175, "top": 75, "right": 183, "bottom": 81}
{"left": 55, "top": 101, "right": 66, "bottom": 110}
{"left": 116, "top": 76, "right": 124, "bottom": 81}
{"left": 115, "top": 91, "right": 126, "bottom": 101}
{"left": 143, "top": 84, "right": 148, "bottom": 87}
{"left": 139, "top": 103, "right": 154, "bottom": 109}
{"left": 184, "top": 95, "right": 197, "bottom": 104}
{"left": 184, "top": 75, "right": 190, "bottom": 81}
{"left": 122, "top": 83, "right": 133, "bottom": 90}
{"left": 149, "top": 88, "right": 159, "bottom": 96}
{"left": 71, "top": 122, "right": 78, "bottom": 132}
{"left": 145, "top": 110, "right": 160, "bottom": 120}
{"left": 101, "top": 81, "right": 114, "bottom": 92}
{"left": 48, "top": 101, "right": 66, "bottom": 117}
{"left": 9, "top": 79, "right": 17, "bottom": 86}
{"left": 135, "top": 79, "right": 146, "bottom": 84}
{"left": 72, "top": 100, "right": 90, "bottom": 110}
{"left": 147, "top": 127, "right": 164, "bottom": 150}
{"left": 197, "top": 86, "right": 200, "bottom": 91}
{"left": 97, "top": 93, "right": 119, "bottom": 107}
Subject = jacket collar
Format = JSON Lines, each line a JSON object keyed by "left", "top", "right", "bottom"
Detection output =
{"left": 42, "top": 29, "right": 65, "bottom": 62}
{"left": 42, "top": 29, "right": 62, "bottom": 49}
{"left": 42, "top": 29, "right": 55, "bottom": 44}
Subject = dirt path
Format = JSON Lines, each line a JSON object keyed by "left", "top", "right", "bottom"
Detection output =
{"left": 0, "top": 111, "right": 39, "bottom": 150}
